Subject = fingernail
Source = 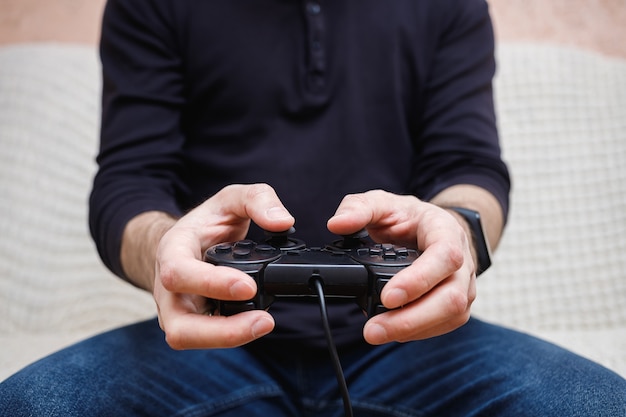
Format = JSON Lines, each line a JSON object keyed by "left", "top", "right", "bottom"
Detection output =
{"left": 251, "top": 317, "right": 274, "bottom": 338}
{"left": 266, "top": 206, "right": 291, "bottom": 220}
{"left": 385, "top": 288, "right": 408, "bottom": 308}
{"left": 366, "top": 323, "right": 388, "bottom": 344}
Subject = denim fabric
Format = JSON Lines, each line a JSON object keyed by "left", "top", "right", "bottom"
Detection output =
{"left": 1, "top": 318, "right": 624, "bottom": 416}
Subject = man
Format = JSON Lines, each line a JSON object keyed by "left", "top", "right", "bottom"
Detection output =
{"left": 2, "top": 0, "right": 624, "bottom": 415}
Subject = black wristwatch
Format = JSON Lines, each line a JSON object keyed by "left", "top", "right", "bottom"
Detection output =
{"left": 446, "top": 207, "right": 492, "bottom": 276}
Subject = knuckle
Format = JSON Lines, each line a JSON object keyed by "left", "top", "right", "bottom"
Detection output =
{"left": 222, "top": 183, "right": 276, "bottom": 204}
{"left": 341, "top": 192, "right": 368, "bottom": 208}
{"left": 364, "top": 189, "right": 387, "bottom": 199}
{"left": 165, "top": 332, "right": 185, "bottom": 351}
{"left": 162, "top": 322, "right": 186, "bottom": 350}
{"left": 247, "top": 183, "right": 274, "bottom": 199}
{"left": 444, "top": 287, "right": 471, "bottom": 317}
{"left": 446, "top": 240, "right": 465, "bottom": 270}
{"left": 393, "top": 315, "right": 416, "bottom": 340}
{"left": 222, "top": 327, "right": 247, "bottom": 347}
{"left": 218, "top": 183, "right": 239, "bottom": 199}
{"left": 467, "top": 281, "right": 477, "bottom": 305}
{"left": 158, "top": 260, "right": 178, "bottom": 291}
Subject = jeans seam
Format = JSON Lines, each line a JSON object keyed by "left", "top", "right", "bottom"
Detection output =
{"left": 301, "top": 397, "right": 426, "bottom": 417}
{"left": 351, "top": 399, "right": 426, "bottom": 417}
{"left": 172, "top": 384, "right": 284, "bottom": 417}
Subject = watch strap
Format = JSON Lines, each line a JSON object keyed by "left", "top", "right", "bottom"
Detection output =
{"left": 446, "top": 207, "right": 492, "bottom": 276}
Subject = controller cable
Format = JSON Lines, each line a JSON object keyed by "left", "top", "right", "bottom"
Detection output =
{"left": 311, "top": 277, "right": 354, "bottom": 417}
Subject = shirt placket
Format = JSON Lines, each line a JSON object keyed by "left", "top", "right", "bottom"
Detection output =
{"left": 303, "top": 0, "right": 327, "bottom": 94}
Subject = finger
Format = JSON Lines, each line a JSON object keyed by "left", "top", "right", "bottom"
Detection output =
{"left": 380, "top": 239, "right": 465, "bottom": 309}
{"left": 158, "top": 258, "right": 257, "bottom": 301}
{"left": 327, "top": 192, "right": 377, "bottom": 234}
{"left": 156, "top": 223, "right": 258, "bottom": 300}
{"left": 327, "top": 190, "right": 422, "bottom": 245}
{"left": 215, "top": 183, "right": 295, "bottom": 232}
{"left": 154, "top": 277, "right": 275, "bottom": 350}
{"left": 161, "top": 307, "right": 275, "bottom": 350}
{"left": 380, "top": 208, "right": 468, "bottom": 308}
{"left": 364, "top": 272, "right": 476, "bottom": 344}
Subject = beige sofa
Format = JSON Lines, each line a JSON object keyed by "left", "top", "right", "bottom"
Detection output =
{"left": 1, "top": 42, "right": 625, "bottom": 381}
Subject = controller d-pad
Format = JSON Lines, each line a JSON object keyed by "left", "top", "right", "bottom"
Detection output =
{"left": 233, "top": 248, "right": 251, "bottom": 258}
{"left": 255, "top": 244, "right": 276, "bottom": 253}
{"left": 235, "top": 240, "right": 254, "bottom": 248}
{"left": 354, "top": 244, "right": 419, "bottom": 267}
{"left": 395, "top": 247, "right": 409, "bottom": 257}
{"left": 214, "top": 243, "right": 233, "bottom": 253}
{"left": 204, "top": 240, "right": 282, "bottom": 265}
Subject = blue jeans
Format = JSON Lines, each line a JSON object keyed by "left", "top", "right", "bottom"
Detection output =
{"left": 1, "top": 318, "right": 624, "bottom": 416}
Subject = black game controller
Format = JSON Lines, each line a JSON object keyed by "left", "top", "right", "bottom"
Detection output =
{"left": 204, "top": 228, "right": 420, "bottom": 316}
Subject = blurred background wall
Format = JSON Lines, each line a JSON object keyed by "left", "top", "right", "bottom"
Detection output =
{"left": 0, "top": 0, "right": 625, "bottom": 58}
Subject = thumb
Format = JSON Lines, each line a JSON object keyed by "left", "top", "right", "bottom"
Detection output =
{"left": 230, "top": 183, "right": 295, "bottom": 232}
{"left": 327, "top": 192, "right": 375, "bottom": 235}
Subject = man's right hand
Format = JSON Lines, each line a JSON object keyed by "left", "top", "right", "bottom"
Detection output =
{"left": 121, "top": 184, "right": 295, "bottom": 350}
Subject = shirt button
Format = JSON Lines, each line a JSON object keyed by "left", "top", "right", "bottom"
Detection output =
{"left": 307, "top": 2, "right": 321, "bottom": 15}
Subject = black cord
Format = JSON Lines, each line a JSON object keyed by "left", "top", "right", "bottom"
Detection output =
{"left": 311, "top": 277, "right": 354, "bottom": 417}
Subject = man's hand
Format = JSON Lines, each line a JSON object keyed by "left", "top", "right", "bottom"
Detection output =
{"left": 327, "top": 189, "right": 496, "bottom": 345}
{"left": 123, "top": 183, "right": 295, "bottom": 350}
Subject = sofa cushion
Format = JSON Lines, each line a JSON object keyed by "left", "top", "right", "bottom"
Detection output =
{"left": 0, "top": 42, "right": 624, "bottom": 381}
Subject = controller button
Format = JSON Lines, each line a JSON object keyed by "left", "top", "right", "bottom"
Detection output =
{"left": 369, "top": 247, "right": 382, "bottom": 256}
{"left": 395, "top": 247, "right": 409, "bottom": 257}
{"left": 233, "top": 248, "right": 252, "bottom": 258}
{"left": 374, "top": 305, "right": 388, "bottom": 315}
{"left": 222, "top": 301, "right": 256, "bottom": 315}
{"left": 382, "top": 243, "right": 394, "bottom": 251}
{"left": 255, "top": 244, "right": 275, "bottom": 253}
{"left": 357, "top": 248, "right": 370, "bottom": 257}
{"left": 235, "top": 240, "right": 254, "bottom": 248}
{"left": 214, "top": 244, "right": 232, "bottom": 253}
{"left": 376, "top": 278, "right": 390, "bottom": 295}
{"left": 383, "top": 251, "right": 397, "bottom": 260}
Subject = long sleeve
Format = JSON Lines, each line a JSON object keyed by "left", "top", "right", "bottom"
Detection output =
{"left": 411, "top": 0, "right": 510, "bottom": 217}
{"left": 89, "top": 0, "right": 186, "bottom": 279}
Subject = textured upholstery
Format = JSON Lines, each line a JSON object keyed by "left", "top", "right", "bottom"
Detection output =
{"left": 1, "top": 43, "right": 624, "bottom": 381}
{"left": 0, "top": 44, "right": 154, "bottom": 381}
{"left": 473, "top": 43, "right": 626, "bottom": 376}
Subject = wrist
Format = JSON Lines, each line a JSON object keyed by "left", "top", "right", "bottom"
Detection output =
{"left": 121, "top": 211, "right": 177, "bottom": 291}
